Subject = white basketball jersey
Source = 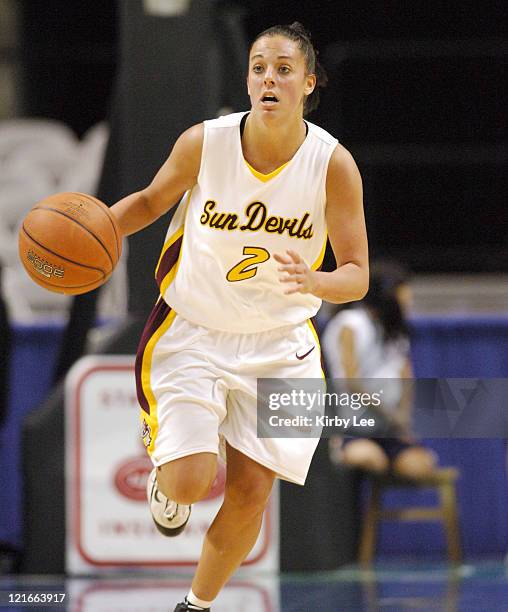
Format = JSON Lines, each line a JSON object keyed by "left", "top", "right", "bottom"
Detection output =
{"left": 156, "top": 112, "right": 338, "bottom": 333}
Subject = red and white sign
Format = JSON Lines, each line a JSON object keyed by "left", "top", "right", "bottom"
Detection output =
{"left": 65, "top": 356, "right": 279, "bottom": 574}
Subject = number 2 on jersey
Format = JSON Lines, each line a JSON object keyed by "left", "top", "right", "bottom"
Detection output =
{"left": 226, "top": 246, "right": 270, "bottom": 282}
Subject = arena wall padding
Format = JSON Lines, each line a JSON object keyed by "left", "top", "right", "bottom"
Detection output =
{"left": 20, "top": 318, "right": 145, "bottom": 574}
{"left": 280, "top": 440, "right": 360, "bottom": 571}
{"left": 20, "top": 385, "right": 66, "bottom": 574}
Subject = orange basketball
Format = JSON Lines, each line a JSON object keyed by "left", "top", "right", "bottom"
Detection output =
{"left": 18, "top": 192, "right": 122, "bottom": 295}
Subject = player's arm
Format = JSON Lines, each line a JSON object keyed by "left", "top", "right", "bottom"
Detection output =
{"left": 275, "top": 145, "right": 369, "bottom": 303}
{"left": 317, "top": 145, "right": 369, "bottom": 302}
{"left": 110, "top": 123, "right": 203, "bottom": 237}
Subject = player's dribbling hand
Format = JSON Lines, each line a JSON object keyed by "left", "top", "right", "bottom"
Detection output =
{"left": 274, "top": 249, "right": 317, "bottom": 295}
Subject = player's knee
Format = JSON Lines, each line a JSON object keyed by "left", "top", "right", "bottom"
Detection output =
{"left": 156, "top": 454, "right": 217, "bottom": 504}
{"left": 169, "top": 476, "right": 213, "bottom": 505}
{"left": 226, "top": 473, "right": 274, "bottom": 517}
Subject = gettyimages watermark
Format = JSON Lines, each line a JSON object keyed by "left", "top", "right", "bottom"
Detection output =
{"left": 256, "top": 378, "right": 508, "bottom": 438}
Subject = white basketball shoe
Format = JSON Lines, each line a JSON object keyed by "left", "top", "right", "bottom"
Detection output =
{"left": 146, "top": 468, "right": 191, "bottom": 537}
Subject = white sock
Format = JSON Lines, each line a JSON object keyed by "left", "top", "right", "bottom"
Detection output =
{"left": 186, "top": 589, "right": 213, "bottom": 609}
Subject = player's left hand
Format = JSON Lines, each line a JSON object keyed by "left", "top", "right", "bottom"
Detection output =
{"left": 274, "top": 249, "right": 318, "bottom": 295}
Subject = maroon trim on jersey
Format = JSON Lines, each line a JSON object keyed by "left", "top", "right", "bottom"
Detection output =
{"left": 135, "top": 297, "right": 172, "bottom": 414}
{"left": 155, "top": 235, "right": 183, "bottom": 288}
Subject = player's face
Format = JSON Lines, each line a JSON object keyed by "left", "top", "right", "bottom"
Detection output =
{"left": 247, "top": 35, "right": 316, "bottom": 119}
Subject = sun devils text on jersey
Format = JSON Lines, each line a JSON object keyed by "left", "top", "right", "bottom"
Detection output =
{"left": 156, "top": 112, "right": 338, "bottom": 333}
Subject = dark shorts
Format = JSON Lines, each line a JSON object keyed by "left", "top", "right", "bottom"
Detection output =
{"left": 343, "top": 437, "right": 417, "bottom": 462}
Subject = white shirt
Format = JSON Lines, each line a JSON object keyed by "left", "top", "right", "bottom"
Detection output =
{"left": 158, "top": 112, "right": 338, "bottom": 333}
{"left": 322, "top": 307, "right": 410, "bottom": 410}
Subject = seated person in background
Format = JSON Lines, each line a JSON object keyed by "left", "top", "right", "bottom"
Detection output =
{"left": 322, "top": 260, "right": 437, "bottom": 479}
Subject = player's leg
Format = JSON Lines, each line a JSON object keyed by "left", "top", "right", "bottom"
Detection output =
{"left": 174, "top": 319, "right": 316, "bottom": 609}
{"left": 142, "top": 386, "right": 223, "bottom": 537}
{"left": 156, "top": 452, "right": 217, "bottom": 505}
{"left": 341, "top": 438, "right": 390, "bottom": 473}
{"left": 137, "top": 307, "right": 227, "bottom": 536}
{"left": 148, "top": 451, "right": 218, "bottom": 538}
{"left": 190, "top": 442, "right": 275, "bottom": 602}
{"left": 145, "top": 402, "right": 221, "bottom": 537}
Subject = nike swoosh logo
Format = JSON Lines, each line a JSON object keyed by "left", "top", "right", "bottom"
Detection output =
{"left": 296, "top": 346, "right": 315, "bottom": 360}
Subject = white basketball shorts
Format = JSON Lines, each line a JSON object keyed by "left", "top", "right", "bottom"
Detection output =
{"left": 135, "top": 298, "right": 323, "bottom": 485}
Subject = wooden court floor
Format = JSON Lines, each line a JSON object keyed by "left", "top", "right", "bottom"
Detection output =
{"left": 1, "top": 561, "right": 508, "bottom": 611}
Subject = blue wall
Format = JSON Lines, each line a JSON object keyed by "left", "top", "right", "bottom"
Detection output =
{"left": 377, "top": 316, "right": 508, "bottom": 558}
{"left": 0, "top": 324, "right": 64, "bottom": 548}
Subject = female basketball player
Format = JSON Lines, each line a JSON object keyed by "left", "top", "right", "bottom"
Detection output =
{"left": 111, "top": 23, "right": 368, "bottom": 612}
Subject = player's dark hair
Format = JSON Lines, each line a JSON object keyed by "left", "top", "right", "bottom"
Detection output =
{"left": 364, "top": 260, "right": 411, "bottom": 344}
{"left": 250, "top": 22, "right": 328, "bottom": 116}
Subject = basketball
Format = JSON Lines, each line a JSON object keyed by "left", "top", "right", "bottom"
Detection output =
{"left": 18, "top": 192, "right": 122, "bottom": 295}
